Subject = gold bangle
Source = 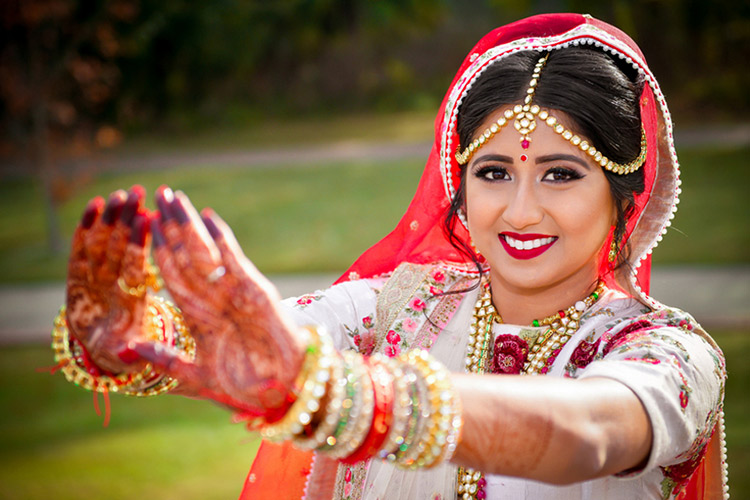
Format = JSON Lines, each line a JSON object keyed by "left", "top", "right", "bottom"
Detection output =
{"left": 51, "top": 296, "right": 195, "bottom": 396}
{"left": 52, "top": 306, "right": 155, "bottom": 393}
{"left": 260, "top": 326, "right": 334, "bottom": 442}
{"left": 395, "top": 349, "right": 463, "bottom": 469}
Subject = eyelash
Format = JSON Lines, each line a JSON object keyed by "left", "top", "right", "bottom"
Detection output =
{"left": 543, "top": 167, "right": 584, "bottom": 182}
{"left": 473, "top": 165, "right": 584, "bottom": 183}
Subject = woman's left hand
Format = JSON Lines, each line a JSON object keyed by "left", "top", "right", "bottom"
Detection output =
{"left": 129, "top": 187, "right": 307, "bottom": 417}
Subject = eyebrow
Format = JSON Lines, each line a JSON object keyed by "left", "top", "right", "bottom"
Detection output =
{"left": 536, "top": 154, "right": 592, "bottom": 170}
{"left": 471, "top": 153, "right": 514, "bottom": 165}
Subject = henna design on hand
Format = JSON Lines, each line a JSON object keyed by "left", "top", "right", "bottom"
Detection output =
{"left": 139, "top": 188, "right": 305, "bottom": 413}
{"left": 65, "top": 186, "right": 152, "bottom": 374}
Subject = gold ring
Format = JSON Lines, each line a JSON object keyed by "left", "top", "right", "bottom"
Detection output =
{"left": 118, "top": 277, "right": 147, "bottom": 297}
{"left": 206, "top": 265, "right": 226, "bottom": 283}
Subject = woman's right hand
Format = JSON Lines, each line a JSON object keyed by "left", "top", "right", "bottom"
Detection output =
{"left": 65, "top": 186, "right": 153, "bottom": 374}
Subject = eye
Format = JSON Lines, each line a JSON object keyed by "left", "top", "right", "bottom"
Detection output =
{"left": 475, "top": 165, "right": 510, "bottom": 181}
{"left": 542, "top": 167, "right": 584, "bottom": 183}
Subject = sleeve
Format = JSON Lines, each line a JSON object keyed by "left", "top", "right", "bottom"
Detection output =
{"left": 576, "top": 313, "right": 726, "bottom": 477}
{"left": 279, "top": 276, "right": 388, "bottom": 352}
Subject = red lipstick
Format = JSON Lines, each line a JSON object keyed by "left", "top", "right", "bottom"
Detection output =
{"left": 499, "top": 232, "right": 557, "bottom": 260}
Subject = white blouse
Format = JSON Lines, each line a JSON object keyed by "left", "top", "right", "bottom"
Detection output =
{"left": 280, "top": 262, "right": 726, "bottom": 500}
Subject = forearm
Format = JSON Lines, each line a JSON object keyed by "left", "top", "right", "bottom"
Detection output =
{"left": 451, "top": 374, "right": 652, "bottom": 484}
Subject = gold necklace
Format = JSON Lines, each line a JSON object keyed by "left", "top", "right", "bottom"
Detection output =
{"left": 457, "top": 278, "right": 606, "bottom": 499}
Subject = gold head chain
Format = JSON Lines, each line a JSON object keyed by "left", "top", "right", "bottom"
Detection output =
{"left": 455, "top": 54, "right": 646, "bottom": 175}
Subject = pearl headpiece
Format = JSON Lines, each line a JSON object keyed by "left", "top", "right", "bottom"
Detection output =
{"left": 455, "top": 54, "right": 647, "bottom": 175}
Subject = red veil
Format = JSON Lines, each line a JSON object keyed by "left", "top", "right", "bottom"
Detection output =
{"left": 241, "top": 13, "right": 725, "bottom": 500}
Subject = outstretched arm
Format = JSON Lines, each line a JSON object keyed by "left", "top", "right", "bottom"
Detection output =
{"left": 453, "top": 374, "right": 651, "bottom": 484}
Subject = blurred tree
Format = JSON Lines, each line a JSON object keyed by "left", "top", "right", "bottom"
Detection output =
{"left": 1, "top": 0, "right": 747, "bottom": 257}
{"left": 0, "top": 0, "right": 142, "bottom": 253}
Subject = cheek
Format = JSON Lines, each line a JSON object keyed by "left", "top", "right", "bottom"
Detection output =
{"left": 562, "top": 186, "right": 615, "bottom": 244}
{"left": 464, "top": 184, "right": 498, "bottom": 236}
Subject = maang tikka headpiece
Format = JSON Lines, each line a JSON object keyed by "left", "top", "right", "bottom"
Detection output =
{"left": 455, "top": 53, "right": 647, "bottom": 175}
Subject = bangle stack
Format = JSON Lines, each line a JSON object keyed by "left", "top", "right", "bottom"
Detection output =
{"left": 51, "top": 295, "right": 194, "bottom": 396}
{"left": 256, "top": 326, "right": 463, "bottom": 470}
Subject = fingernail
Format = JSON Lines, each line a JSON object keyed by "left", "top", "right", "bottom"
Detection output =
{"left": 130, "top": 213, "right": 148, "bottom": 246}
{"left": 82, "top": 197, "right": 104, "bottom": 229}
{"left": 156, "top": 186, "right": 174, "bottom": 222}
{"left": 120, "top": 190, "right": 140, "bottom": 225}
{"left": 117, "top": 346, "right": 139, "bottom": 364}
{"left": 172, "top": 196, "right": 189, "bottom": 224}
{"left": 131, "top": 184, "right": 146, "bottom": 199}
{"left": 202, "top": 213, "right": 221, "bottom": 239}
{"left": 150, "top": 218, "right": 166, "bottom": 247}
{"left": 102, "top": 194, "right": 125, "bottom": 225}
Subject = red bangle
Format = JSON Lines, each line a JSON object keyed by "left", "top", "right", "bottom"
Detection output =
{"left": 341, "top": 356, "right": 394, "bottom": 464}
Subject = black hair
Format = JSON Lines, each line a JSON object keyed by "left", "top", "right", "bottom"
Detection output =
{"left": 445, "top": 46, "right": 646, "bottom": 275}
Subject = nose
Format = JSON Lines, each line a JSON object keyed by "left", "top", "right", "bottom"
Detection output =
{"left": 501, "top": 179, "right": 544, "bottom": 229}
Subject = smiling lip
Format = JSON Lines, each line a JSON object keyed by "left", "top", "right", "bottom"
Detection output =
{"left": 499, "top": 232, "right": 557, "bottom": 260}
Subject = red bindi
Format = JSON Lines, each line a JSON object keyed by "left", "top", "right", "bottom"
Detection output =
{"left": 520, "top": 154, "right": 528, "bottom": 162}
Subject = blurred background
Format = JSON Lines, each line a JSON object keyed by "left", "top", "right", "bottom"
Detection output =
{"left": 0, "top": 1, "right": 748, "bottom": 499}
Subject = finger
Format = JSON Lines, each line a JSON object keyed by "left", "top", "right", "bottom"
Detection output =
{"left": 120, "top": 185, "right": 146, "bottom": 226}
{"left": 85, "top": 190, "right": 126, "bottom": 282}
{"left": 172, "top": 191, "right": 222, "bottom": 277}
{"left": 102, "top": 187, "right": 145, "bottom": 283}
{"left": 125, "top": 341, "right": 203, "bottom": 391}
{"left": 156, "top": 187, "right": 222, "bottom": 289}
{"left": 119, "top": 212, "right": 151, "bottom": 290}
{"left": 155, "top": 186, "right": 194, "bottom": 275}
{"left": 202, "top": 209, "right": 280, "bottom": 306}
{"left": 67, "top": 196, "right": 104, "bottom": 285}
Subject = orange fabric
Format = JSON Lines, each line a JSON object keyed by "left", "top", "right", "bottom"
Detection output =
{"left": 239, "top": 441, "right": 313, "bottom": 500}
{"left": 678, "top": 427, "right": 725, "bottom": 500}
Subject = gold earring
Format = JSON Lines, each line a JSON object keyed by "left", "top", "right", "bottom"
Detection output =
{"left": 608, "top": 239, "right": 618, "bottom": 263}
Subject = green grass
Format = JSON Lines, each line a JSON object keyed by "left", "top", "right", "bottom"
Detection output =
{"left": 1, "top": 330, "right": 747, "bottom": 499}
{"left": 0, "top": 144, "right": 747, "bottom": 284}
{"left": 0, "top": 346, "right": 257, "bottom": 500}
{"left": 0, "top": 158, "right": 424, "bottom": 283}
{"left": 652, "top": 146, "right": 750, "bottom": 265}
{"left": 115, "top": 110, "right": 435, "bottom": 155}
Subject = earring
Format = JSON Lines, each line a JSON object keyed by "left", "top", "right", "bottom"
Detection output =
{"left": 608, "top": 239, "right": 618, "bottom": 263}
{"left": 469, "top": 238, "right": 482, "bottom": 257}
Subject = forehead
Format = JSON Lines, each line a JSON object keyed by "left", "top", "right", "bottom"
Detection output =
{"left": 468, "top": 106, "right": 592, "bottom": 161}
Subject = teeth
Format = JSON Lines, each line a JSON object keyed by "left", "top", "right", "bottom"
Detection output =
{"left": 504, "top": 235, "right": 555, "bottom": 250}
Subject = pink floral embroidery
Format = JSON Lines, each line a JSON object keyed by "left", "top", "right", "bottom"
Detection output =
{"left": 602, "top": 319, "right": 655, "bottom": 356}
{"left": 385, "top": 344, "right": 400, "bottom": 357}
{"left": 431, "top": 270, "right": 446, "bottom": 283}
{"left": 570, "top": 338, "right": 602, "bottom": 369}
{"left": 386, "top": 329, "right": 401, "bottom": 345}
{"left": 492, "top": 334, "right": 529, "bottom": 375}
{"left": 402, "top": 318, "right": 418, "bottom": 333}
{"left": 429, "top": 285, "right": 443, "bottom": 296}
{"left": 295, "top": 293, "right": 322, "bottom": 307}
{"left": 359, "top": 334, "right": 375, "bottom": 356}
{"left": 409, "top": 297, "right": 426, "bottom": 311}
{"left": 362, "top": 316, "right": 374, "bottom": 329}
{"left": 353, "top": 335, "right": 361, "bottom": 347}
{"left": 623, "top": 356, "right": 662, "bottom": 365}
{"left": 678, "top": 319, "right": 694, "bottom": 330}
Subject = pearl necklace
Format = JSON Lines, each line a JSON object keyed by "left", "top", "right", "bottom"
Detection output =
{"left": 457, "top": 279, "right": 606, "bottom": 500}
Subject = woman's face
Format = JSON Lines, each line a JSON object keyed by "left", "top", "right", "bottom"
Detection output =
{"left": 465, "top": 108, "right": 616, "bottom": 294}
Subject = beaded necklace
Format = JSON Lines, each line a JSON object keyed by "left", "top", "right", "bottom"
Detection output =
{"left": 457, "top": 278, "right": 606, "bottom": 500}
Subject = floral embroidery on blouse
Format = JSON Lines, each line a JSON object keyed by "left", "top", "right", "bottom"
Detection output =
{"left": 569, "top": 336, "right": 602, "bottom": 370}
{"left": 375, "top": 263, "right": 468, "bottom": 355}
{"left": 345, "top": 316, "right": 378, "bottom": 355}
{"left": 294, "top": 293, "right": 324, "bottom": 308}
{"left": 659, "top": 407, "right": 719, "bottom": 498}
{"left": 492, "top": 334, "right": 529, "bottom": 374}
